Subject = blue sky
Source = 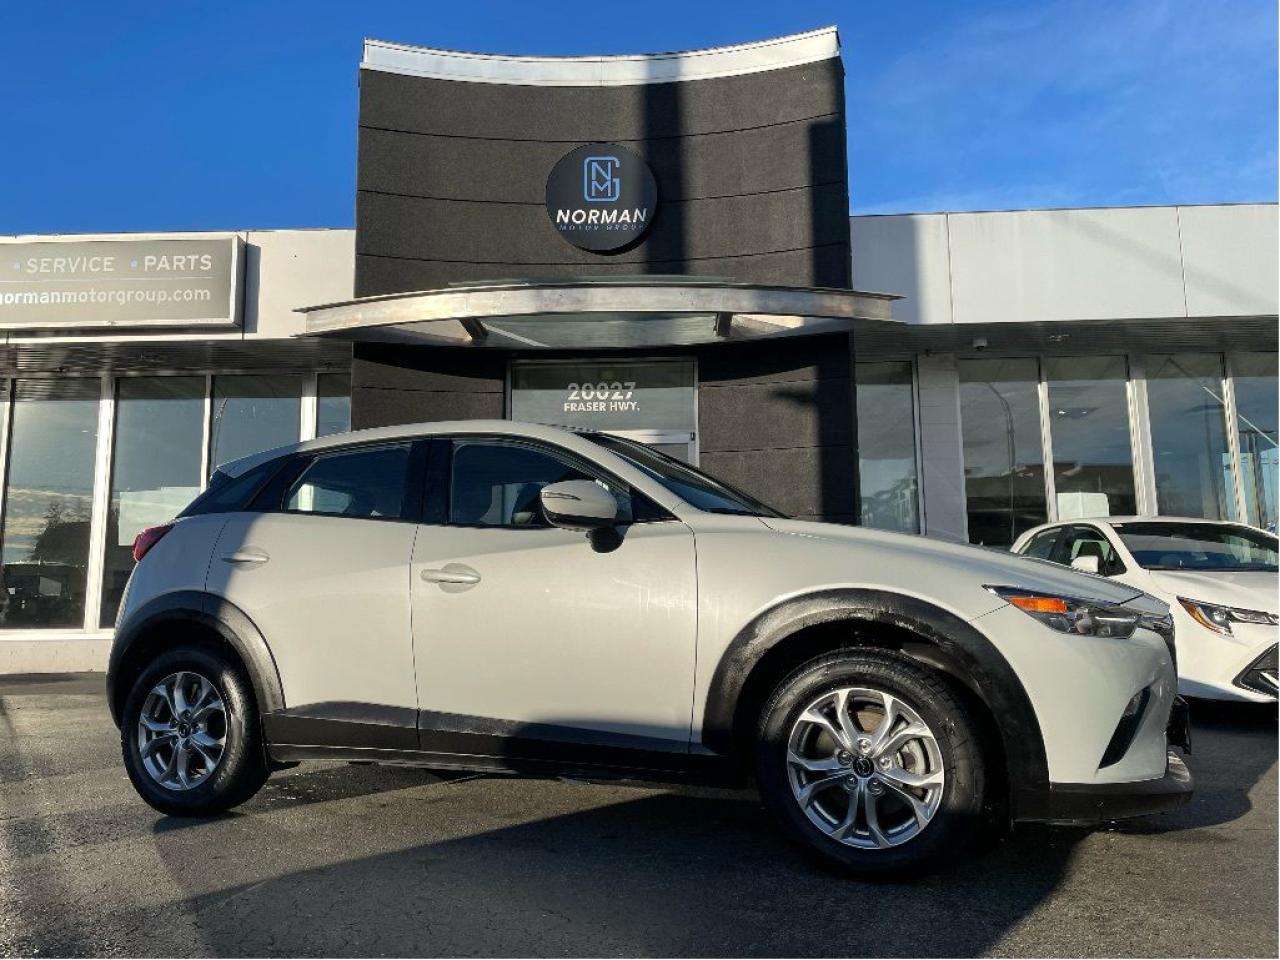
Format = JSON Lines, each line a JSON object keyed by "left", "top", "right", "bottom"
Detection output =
{"left": 1, "top": 0, "right": 1275, "bottom": 233}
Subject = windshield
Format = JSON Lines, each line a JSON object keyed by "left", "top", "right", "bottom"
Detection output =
{"left": 585, "top": 434, "right": 783, "bottom": 518}
{"left": 1112, "top": 521, "right": 1278, "bottom": 572}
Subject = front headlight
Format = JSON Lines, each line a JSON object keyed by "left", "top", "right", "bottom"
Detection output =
{"left": 1177, "top": 596, "right": 1279, "bottom": 636}
{"left": 986, "top": 585, "right": 1140, "bottom": 638}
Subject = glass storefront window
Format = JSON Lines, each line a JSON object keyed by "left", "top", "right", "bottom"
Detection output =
{"left": 0, "top": 380, "right": 100, "bottom": 628}
{"left": 100, "top": 377, "right": 205, "bottom": 627}
{"left": 510, "top": 359, "right": 698, "bottom": 462}
{"left": 209, "top": 375, "right": 303, "bottom": 473}
{"left": 316, "top": 372, "right": 352, "bottom": 438}
{"left": 959, "top": 358, "right": 1047, "bottom": 547}
{"left": 1144, "top": 354, "right": 1233, "bottom": 521}
{"left": 855, "top": 361, "right": 919, "bottom": 533}
{"left": 1043, "top": 356, "right": 1137, "bottom": 519}
{"left": 511, "top": 360, "right": 696, "bottom": 433}
{"left": 1231, "top": 353, "right": 1278, "bottom": 532}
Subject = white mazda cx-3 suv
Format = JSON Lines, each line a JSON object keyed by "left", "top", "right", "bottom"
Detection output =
{"left": 107, "top": 420, "right": 1192, "bottom": 877}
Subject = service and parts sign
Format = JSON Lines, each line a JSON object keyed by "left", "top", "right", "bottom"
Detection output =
{"left": 545, "top": 143, "right": 658, "bottom": 252}
{"left": 0, "top": 236, "right": 242, "bottom": 329}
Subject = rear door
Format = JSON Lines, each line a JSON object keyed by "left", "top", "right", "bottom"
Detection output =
{"left": 207, "top": 441, "right": 424, "bottom": 746}
{"left": 409, "top": 436, "right": 699, "bottom": 761}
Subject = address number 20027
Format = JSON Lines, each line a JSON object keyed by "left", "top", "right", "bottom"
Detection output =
{"left": 566, "top": 381, "right": 637, "bottom": 401}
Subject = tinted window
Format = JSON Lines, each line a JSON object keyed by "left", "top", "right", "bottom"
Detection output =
{"left": 856, "top": 361, "right": 920, "bottom": 533}
{"left": 284, "top": 445, "right": 411, "bottom": 519}
{"left": 1144, "top": 355, "right": 1233, "bottom": 520}
{"left": 209, "top": 374, "right": 303, "bottom": 474}
{"left": 0, "top": 379, "right": 100, "bottom": 628}
{"left": 1060, "top": 526, "right": 1126, "bottom": 575}
{"left": 316, "top": 373, "right": 352, "bottom": 438}
{"left": 1232, "top": 352, "right": 1278, "bottom": 532}
{"left": 1020, "top": 528, "right": 1061, "bottom": 560}
{"left": 1044, "top": 356, "right": 1137, "bottom": 519}
{"left": 1112, "top": 522, "right": 1277, "bottom": 572}
{"left": 959, "top": 358, "right": 1047, "bottom": 547}
{"left": 449, "top": 441, "right": 630, "bottom": 528}
{"left": 585, "top": 433, "right": 780, "bottom": 517}
{"left": 181, "top": 459, "right": 282, "bottom": 517}
{"left": 101, "top": 377, "right": 205, "bottom": 626}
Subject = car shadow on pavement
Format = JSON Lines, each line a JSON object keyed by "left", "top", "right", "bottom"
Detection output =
{"left": 138, "top": 788, "right": 1086, "bottom": 958}
{"left": 130, "top": 704, "right": 1275, "bottom": 958}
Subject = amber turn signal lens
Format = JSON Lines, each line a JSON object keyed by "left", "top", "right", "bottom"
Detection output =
{"left": 1006, "top": 595, "right": 1070, "bottom": 615}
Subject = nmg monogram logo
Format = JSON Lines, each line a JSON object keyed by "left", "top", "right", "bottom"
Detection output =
{"left": 545, "top": 143, "right": 658, "bottom": 252}
{"left": 583, "top": 156, "right": 622, "bottom": 203}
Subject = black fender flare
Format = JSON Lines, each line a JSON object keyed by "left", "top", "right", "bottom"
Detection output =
{"left": 106, "top": 590, "right": 286, "bottom": 727}
{"left": 700, "top": 588, "right": 1049, "bottom": 800}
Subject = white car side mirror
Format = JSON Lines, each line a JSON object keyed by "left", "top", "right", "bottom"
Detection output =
{"left": 540, "top": 480, "right": 618, "bottom": 531}
{"left": 1071, "top": 555, "right": 1101, "bottom": 575}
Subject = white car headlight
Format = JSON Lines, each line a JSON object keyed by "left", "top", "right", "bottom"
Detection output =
{"left": 1176, "top": 596, "right": 1279, "bottom": 636}
{"left": 986, "top": 586, "right": 1141, "bottom": 638}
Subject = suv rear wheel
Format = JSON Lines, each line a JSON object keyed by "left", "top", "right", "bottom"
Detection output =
{"left": 120, "top": 645, "right": 269, "bottom": 816}
{"left": 755, "top": 649, "right": 986, "bottom": 878}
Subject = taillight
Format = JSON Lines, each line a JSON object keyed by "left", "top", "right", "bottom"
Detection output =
{"left": 132, "top": 523, "right": 174, "bottom": 563}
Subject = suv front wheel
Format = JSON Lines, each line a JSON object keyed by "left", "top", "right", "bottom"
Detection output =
{"left": 755, "top": 649, "right": 987, "bottom": 878}
{"left": 120, "top": 645, "right": 269, "bottom": 816}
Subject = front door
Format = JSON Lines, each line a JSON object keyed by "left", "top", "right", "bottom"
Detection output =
{"left": 410, "top": 435, "right": 698, "bottom": 762}
{"left": 207, "top": 441, "right": 421, "bottom": 745}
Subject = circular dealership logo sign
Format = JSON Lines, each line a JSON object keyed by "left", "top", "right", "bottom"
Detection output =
{"left": 545, "top": 143, "right": 658, "bottom": 253}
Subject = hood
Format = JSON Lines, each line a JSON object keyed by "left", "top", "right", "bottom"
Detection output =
{"left": 1145, "top": 569, "right": 1278, "bottom": 613}
{"left": 759, "top": 517, "right": 1148, "bottom": 607}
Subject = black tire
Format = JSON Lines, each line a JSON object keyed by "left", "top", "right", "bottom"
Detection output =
{"left": 755, "top": 648, "right": 986, "bottom": 879}
{"left": 120, "top": 644, "right": 269, "bottom": 816}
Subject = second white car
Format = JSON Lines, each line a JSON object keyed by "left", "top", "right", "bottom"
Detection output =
{"left": 1013, "top": 517, "right": 1278, "bottom": 702}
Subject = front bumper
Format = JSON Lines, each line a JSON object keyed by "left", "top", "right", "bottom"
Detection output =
{"left": 1015, "top": 749, "right": 1193, "bottom": 824}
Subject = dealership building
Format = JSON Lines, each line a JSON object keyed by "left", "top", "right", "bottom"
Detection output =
{"left": 1, "top": 28, "right": 1276, "bottom": 673}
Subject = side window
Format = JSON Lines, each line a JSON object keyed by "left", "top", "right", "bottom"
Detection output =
{"left": 449, "top": 440, "right": 632, "bottom": 528}
{"left": 1061, "top": 526, "right": 1126, "bottom": 575}
{"left": 283, "top": 444, "right": 412, "bottom": 520}
{"left": 181, "top": 458, "right": 283, "bottom": 517}
{"left": 1020, "top": 528, "right": 1062, "bottom": 561}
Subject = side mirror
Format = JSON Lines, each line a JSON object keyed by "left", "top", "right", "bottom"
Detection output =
{"left": 540, "top": 480, "right": 618, "bottom": 531}
{"left": 1071, "top": 555, "right": 1101, "bottom": 575}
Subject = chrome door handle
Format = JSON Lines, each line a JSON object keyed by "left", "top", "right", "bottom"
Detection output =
{"left": 420, "top": 565, "right": 481, "bottom": 585}
{"left": 221, "top": 549, "right": 270, "bottom": 565}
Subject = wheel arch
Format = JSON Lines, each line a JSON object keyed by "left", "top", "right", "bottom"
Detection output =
{"left": 701, "top": 589, "right": 1049, "bottom": 808}
{"left": 106, "top": 590, "right": 285, "bottom": 728}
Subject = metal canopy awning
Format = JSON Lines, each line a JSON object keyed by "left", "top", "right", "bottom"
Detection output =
{"left": 297, "top": 278, "right": 900, "bottom": 350}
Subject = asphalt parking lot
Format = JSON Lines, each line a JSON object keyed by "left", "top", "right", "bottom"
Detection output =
{"left": 0, "top": 674, "right": 1275, "bottom": 958}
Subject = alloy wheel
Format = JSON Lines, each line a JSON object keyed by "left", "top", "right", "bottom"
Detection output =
{"left": 136, "top": 670, "right": 228, "bottom": 791}
{"left": 785, "top": 686, "right": 945, "bottom": 849}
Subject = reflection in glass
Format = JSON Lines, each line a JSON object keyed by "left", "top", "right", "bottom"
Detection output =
{"left": 1144, "top": 355, "right": 1232, "bottom": 520}
{"left": 1231, "top": 353, "right": 1278, "bottom": 532}
{"left": 960, "top": 358, "right": 1046, "bottom": 547}
{"left": 209, "top": 375, "right": 303, "bottom": 473}
{"left": 0, "top": 380, "right": 100, "bottom": 627}
{"left": 1044, "top": 356, "right": 1136, "bottom": 519}
{"left": 316, "top": 373, "right": 352, "bottom": 438}
{"left": 856, "top": 362, "right": 919, "bottom": 533}
{"left": 100, "top": 378, "right": 205, "bottom": 627}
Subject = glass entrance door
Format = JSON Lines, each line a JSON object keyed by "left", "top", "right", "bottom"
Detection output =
{"left": 509, "top": 359, "right": 698, "bottom": 463}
